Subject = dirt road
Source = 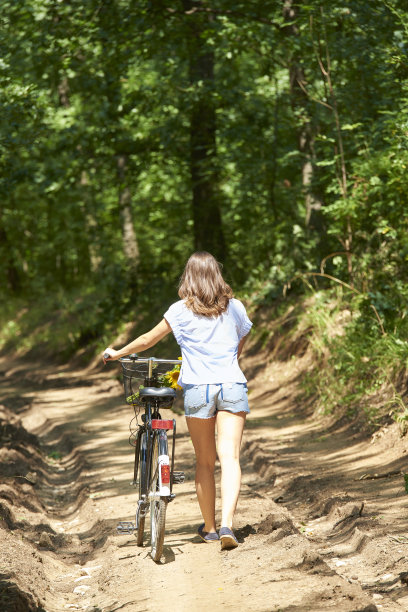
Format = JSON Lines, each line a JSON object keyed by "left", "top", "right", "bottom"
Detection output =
{"left": 1, "top": 344, "right": 408, "bottom": 611}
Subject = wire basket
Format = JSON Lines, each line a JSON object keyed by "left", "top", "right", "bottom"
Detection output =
{"left": 120, "top": 360, "right": 178, "bottom": 408}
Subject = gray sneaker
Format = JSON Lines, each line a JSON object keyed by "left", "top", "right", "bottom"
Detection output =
{"left": 198, "top": 524, "right": 219, "bottom": 542}
{"left": 219, "top": 526, "right": 238, "bottom": 549}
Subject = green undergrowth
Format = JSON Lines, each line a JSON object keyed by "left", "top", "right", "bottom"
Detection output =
{"left": 0, "top": 290, "right": 120, "bottom": 362}
{"left": 0, "top": 285, "right": 179, "bottom": 364}
{"left": 288, "top": 288, "right": 408, "bottom": 429}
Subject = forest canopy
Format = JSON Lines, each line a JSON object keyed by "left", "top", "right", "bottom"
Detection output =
{"left": 1, "top": 0, "right": 408, "bottom": 363}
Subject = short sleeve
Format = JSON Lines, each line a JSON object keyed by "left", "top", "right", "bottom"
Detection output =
{"left": 231, "top": 299, "right": 253, "bottom": 340}
{"left": 163, "top": 301, "right": 184, "bottom": 346}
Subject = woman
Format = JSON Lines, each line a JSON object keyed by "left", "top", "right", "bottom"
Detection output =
{"left": 103, "top": 251, "right": 252, "bottom": 549}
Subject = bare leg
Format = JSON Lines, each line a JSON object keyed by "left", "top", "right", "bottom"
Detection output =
{"left": 216, "top": 411, "right": 246, "bottom": 529}
{"left": 186, "top": 416, "right": 217, "bottom": 533}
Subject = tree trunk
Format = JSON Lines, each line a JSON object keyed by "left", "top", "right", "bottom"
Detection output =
{"left": 80, "top": 170, "right": 99, "bottom": 273}
{"left": 0, "top": 224, "right": 21, "bottom": 293}
{"left": 117, "top": 154, "right": 140, "bottom": 269}
{"left": 96, "top": 2, "right": 140, "bottom": 281}
{"left": 282, "top": 0, "right": 323, "bottom": 229}
{"left": 58, "top": 76, "right": 70, "bottom": 108}
{"left": 183, "top": 0, "right": 227, "bottom": 262}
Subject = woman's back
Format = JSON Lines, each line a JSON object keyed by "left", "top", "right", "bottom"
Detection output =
{"left": 164, "top": 297, "right": 252, "bottom": 386}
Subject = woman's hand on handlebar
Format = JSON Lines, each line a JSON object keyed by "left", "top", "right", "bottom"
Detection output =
{"left": 103, "top": 348, "right": 120, "bottom": 363}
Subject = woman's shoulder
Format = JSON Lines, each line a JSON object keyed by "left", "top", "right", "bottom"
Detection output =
{"left": 164, "top": 299, "right": 189, "bottom": 319}
{"left": 228, "top": 297, "right": 247, "bottom": 313}
{"left": 166, "top": 299, "right": 184, "bottom": 312}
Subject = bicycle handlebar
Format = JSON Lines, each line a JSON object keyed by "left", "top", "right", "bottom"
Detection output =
{"left": 103, "top": 352, "right": 180, "bottom": 364}
{"left": 119, "top": 356, "right": 181, "bottom": 365}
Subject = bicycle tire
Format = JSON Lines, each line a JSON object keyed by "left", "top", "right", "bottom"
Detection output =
{"left": 150, "top": 433, "right": 168, "bottom": 562}
{"left": 136, "top": 431, "right": 148, "bottom": 546}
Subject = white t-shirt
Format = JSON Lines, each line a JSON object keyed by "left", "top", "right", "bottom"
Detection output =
{"left": 163, "top": 298, "right": 252, "bottom": 386}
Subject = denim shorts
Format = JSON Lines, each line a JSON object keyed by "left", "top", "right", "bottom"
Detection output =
{"left": 183, "top": 383, "right": 250, "bottom": 419}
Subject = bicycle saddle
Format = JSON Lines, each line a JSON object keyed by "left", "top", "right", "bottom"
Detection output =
{"left": 139, "top": 387, "right": 176, "bottom": 399}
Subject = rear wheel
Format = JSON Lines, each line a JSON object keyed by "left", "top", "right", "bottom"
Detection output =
{"left": 136, "top": 431, "right": 147, "bottom": 546}
{"left": 150, "top": 433, "right": 168, "bottom": 562}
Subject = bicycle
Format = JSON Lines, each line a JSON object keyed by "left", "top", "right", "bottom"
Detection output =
{"left": 104, "top": 353, "right": 185, "bottom": 562}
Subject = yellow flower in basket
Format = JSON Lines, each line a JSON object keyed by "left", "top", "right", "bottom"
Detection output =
{"left": 160, "top": 359, "right": 182, "bottom": 390}
{"left": 167, "top": 369, "right": 181, "bottom": 390}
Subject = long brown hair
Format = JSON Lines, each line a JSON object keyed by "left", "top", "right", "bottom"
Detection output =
{"left": 178, "top": 252, "right": 233, "bottom": 317}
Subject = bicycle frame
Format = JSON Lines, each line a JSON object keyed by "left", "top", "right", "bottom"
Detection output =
{"left": 126, "top": 357, "right": 180, "bottom": 506}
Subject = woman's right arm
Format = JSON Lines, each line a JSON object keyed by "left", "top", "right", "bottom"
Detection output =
{"left": 237, "top": 333, "right": 249, "bottom": 359}
{"left": 103, "top": 318, "right": 172, "bottom": 362}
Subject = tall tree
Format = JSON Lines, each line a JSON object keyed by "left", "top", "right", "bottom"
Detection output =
{"left": 96, "top": 1, "right": 140, "bottom": 278}
{"left": 282, "top": 0, "right": 323, "bottom": 231}
{"left": 182, "top": 1, "right": 227, "bottom": 261}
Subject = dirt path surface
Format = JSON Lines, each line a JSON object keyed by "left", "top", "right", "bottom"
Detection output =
{"left": 1, "top": 345, "right": 408, "bottom": 612}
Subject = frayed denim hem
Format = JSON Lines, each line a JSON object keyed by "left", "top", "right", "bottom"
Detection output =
{"left": 185, "top": 414, "right": 217, "bottom": 420}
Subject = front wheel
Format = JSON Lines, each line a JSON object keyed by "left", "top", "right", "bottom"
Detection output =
{"left": 150, "top": 498, "right": 167, "bottom": 562}
{"left": 150, "top": 432, "right": 168, "bottom": 562}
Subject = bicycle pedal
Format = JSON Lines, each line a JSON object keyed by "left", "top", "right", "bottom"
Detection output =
{"left": 172, "top": 471, "right": 185, "bottom": 484}
{"left": 116, "top": 521, "right": 135, "bottom": 535}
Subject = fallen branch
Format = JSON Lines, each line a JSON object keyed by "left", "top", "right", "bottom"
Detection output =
{"left": 390, "top": 535, "right": 408, "bottom": 544}
{"left": 356, "top": 470, "right": 402, "bottom": 481}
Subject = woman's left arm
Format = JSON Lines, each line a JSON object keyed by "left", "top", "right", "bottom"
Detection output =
{"left": 103, "top": 319, "right": 172, "bottom": 362}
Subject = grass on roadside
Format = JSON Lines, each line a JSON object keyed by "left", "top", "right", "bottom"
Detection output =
{"left": 0, "top": 288, "right": 128, "bottom": 362}
{"left": 299, "top": 288, "right": 408, "bottom": 429}
{"left": 0, "top": 284, "right": 180, "bottom": 365}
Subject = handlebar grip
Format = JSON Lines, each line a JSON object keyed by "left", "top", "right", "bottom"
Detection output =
{"left": 103, "top": 352, "right": 111, "bottom": 360}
